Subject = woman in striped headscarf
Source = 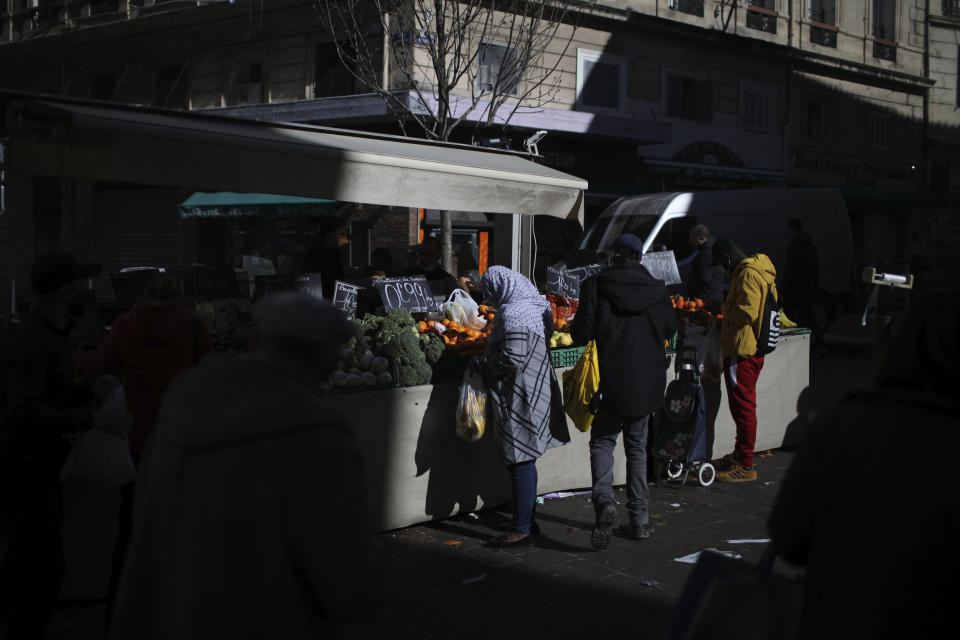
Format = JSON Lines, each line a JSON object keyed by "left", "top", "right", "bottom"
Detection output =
{"left": 473, "top": 266, "right": 569, "bottom": 547}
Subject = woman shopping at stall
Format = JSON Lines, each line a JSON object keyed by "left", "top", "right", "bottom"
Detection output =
{"left": 472, "top": 266, "right": 569, "bottom": 547}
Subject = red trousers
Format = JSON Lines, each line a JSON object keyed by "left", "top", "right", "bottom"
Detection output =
{"left": 722, "top": 354, "right": 765, "bottom": 468}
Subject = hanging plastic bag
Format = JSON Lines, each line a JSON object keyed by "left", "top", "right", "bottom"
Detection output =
{"left": 699, "top": 319, "right": 723, "bottom": 382}
{"left": 562, "top": 340, "right": 600, "bottom": 432}
{"left": 60, "top": 386, "right": 136, "bottom": 487}
{"left": 456, "top": 365, "right": 488, "bottom": 442}
{"left": 442, "top": 288, "right": 486, "bottom": 331}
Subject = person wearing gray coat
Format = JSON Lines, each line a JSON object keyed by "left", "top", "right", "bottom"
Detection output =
{"left": 473, "top": 266, "right": 569, "bottom": 547}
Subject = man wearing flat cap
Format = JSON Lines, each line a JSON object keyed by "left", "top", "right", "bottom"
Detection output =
{"left": 1, "top": 251, "right": 132, "bottom": 640}
{"left": 108, "top": 292, "right": 389, "bottom": 640}
{"left": 572, "top": 234, "right": 676, "bottom": 550}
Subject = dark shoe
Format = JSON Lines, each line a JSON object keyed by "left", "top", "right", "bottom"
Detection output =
{"left": 591, "top": 503, "right": 618, "bottom": 550}
{"left": 486, "top": 532, "right": 533, "bottom": 548}
{"left": 619, "top": 523, "right": 652, "bottom": 540}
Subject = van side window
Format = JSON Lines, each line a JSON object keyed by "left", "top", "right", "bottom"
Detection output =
{"left": 651, "top": 217, "right": 697, "bottom": 261}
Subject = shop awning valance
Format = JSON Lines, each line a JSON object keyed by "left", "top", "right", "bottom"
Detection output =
{"left": 178, "top": 192, "right": 337, "bottom": 218}
{"left": 5, "top": 92, "right": 587, "bottom": 221}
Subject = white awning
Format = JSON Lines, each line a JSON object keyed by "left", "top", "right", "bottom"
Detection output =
{"left": 7, "top": 94, "right": 587, "bottom": 221}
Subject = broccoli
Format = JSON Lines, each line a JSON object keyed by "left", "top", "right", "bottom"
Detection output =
{"left": 419, "top": 332, "right": 445, "bottom": 365}
{"left": 356, "top": 311, "right": 433, "bottom": 387}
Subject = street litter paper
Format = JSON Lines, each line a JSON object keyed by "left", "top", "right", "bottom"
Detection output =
{"left": 674, "top": 548, "right": 743, "bottom": 564}
{"left": 727, "top": 538, "right": 770, "bottom": 544}
{"left": 541, "top": 490, "right": 592, "bottom": 499}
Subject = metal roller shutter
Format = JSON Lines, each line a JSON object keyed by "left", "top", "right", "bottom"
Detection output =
{"left": 91, "top": 186, "right": 191, "bottom": 302}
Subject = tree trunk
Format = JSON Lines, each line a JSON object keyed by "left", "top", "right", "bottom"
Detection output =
{"left": 440, "top": 211, "right": 454, "bottom": 274}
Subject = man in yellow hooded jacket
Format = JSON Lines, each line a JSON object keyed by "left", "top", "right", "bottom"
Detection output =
{"left": 710, "top": 239, "right": 778, "bottom": 483}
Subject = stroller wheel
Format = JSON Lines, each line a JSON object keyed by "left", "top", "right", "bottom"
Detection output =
{"left": 698, "top": 463, "right": 716, "bottom": 487}
{"left": 666, "top": 461, "right": 684, "bottom": 479}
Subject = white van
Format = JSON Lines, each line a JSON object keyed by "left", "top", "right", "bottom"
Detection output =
{"left": 576, "top": 188, "right": 854, "bottom": 301}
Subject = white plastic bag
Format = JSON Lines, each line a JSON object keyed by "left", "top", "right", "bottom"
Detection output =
{"left": 442, "top": 289, "right": 487, "bottom": 331}
{"left": 60, "top": 387, "right": 136, "bottom": 487}
{"left": 456, "top": 365, "right": 488, "bottom": 442}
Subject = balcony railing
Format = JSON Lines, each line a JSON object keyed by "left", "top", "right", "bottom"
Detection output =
{"left": 668, "top": 0, "right": 704, "bottom": 17}
{"left": 943, "top": 1, "right": 960, "bottom": 18}
{"left": 810, "top": 22, "right": 837, "bottom": 48}
{"left": 746, "top": 4, "right": 777, "bottom": 34}
{"left": 873, "top": 39, "right": 897, "bottom": 62}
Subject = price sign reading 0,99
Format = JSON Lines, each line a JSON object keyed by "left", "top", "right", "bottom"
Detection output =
{"left": 373, "top": 276, "right": 438, "bottom": 314}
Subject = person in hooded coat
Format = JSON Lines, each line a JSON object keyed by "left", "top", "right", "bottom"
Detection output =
{"left": 107, "top": 292, "right": 388, "bottom": 640}
{"left": 710, "top": 238, "right": 778, "bottom": 483}
{"left": 571, "top": 234, "right": 676, "bottom": 550}
{"left": 473, "top": 266, "right": 569, "bottom": 548}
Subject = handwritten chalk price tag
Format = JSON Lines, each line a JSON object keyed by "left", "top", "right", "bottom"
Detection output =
{"left": 640, "top": 251, "right": 682, "bottom": 286}
{"left": 332, "top": 281, "right": 360, "bottom": 319}
{"left": 544, "top": 265, "right": 582, "bottom": 300}
{"left": 293, "top": 273, "right": 324, "bottom": 300}
{"left": 373, "top": 276, "right": 438, "bottom": 313}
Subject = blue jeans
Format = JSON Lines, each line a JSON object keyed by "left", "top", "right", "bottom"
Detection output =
{"left": 508, "top": 460, "right": 538, "bottom": 535}
{"left": 589, "top": 413, "right": 650, "bottom": 527}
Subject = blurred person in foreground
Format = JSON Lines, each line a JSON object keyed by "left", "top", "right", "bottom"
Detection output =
{"left": 768, "top": 290, "right": 959, "bottom": 638}
{"left": 0, "top": 251, "right": 131, "bottom": 640}
{"left": 81, "top": 271, "right": 212, "bottom": 622}
{"left": 108, "top": 292, "right": 389, "bottom": 640}
{"left": 571, "top": 233, "right": 676, "bottom": 549}
{"left": 710, "top": 238, "right": 777, "bottom": 483}
{"left": 473, "top": 266, "right": 569, "bottom": 547}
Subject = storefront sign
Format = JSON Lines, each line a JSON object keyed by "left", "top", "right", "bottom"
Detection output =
{"left": 332, "top": 281, "right": 361, "bottom": 319}
{"left": 641, "top": 251, "right": 681, "bottom": 286}
{"left": 789, "top": 148, "right": 919, "bottom": 191}
{"left": 373, "top": 276, "right": 438, "bottom": 314}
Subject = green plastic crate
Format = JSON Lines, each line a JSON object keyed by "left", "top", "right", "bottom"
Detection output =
{"left": 550, "top": 345, "right": 586, "bottom": 369}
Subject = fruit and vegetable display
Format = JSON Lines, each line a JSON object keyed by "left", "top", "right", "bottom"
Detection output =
{"left": 546, "top": 294, "right": 578, "bottom": 322}
{"left": 417, "top": 303, "right": 495, "bottom": 355}
{"left": 670, "top": 295, "right": 723, "bottom": 325}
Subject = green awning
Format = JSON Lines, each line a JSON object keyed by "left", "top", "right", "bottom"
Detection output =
{"left": 178, "top": 192, "right": 337, "bottom": 218}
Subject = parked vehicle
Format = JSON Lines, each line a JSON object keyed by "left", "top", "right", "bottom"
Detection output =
{"left": 572, "top": 188, "right": 854, "bottom": 330}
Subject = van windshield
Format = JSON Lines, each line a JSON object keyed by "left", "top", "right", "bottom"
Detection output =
{"left": 578, "top": 192, "right": 678, "bottom": 255}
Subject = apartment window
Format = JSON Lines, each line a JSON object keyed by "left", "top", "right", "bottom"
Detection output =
{"left": 809, "top": 0, "right": 836, "bottom": 23}
{"left": 741, "top": 82, "right": 775, "bottom": 133}
{"left": 228, "top": 60, "right": 264, "bottom": 106}
{"left": 867, "top": 110, "right": 892, "bottom": 148}
{"left": 946, "top": 1, "right": 960, "bottom": 18}
{"left": 315, "top": 41, "right": 356, "bottom": 97}
{"left": 872, "top": 0, "right": 896, "bottom": 41}
{"left": 577, "top": 49, "right": 626, "bottom": 112}
{"left": 806, "top": 99, "right": 834, "bottom": 141}
{"left": 476, "top": 43, "right": 520, "bottom": 96}
{"left": 664, "top": 70, "right": 711, "bottom": 122}
{"left": 668, "top": 0, "right": 704, "bottom": 17}
{"left": 155, "top": 63, "right": 187, "bottom": 109}
{"left": 746, "top": 0, "right": 777, "bottom": 34}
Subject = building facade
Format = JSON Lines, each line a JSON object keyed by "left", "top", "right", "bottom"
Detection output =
{"left": 1, "top": 0, "right": 955, "bottom": 309}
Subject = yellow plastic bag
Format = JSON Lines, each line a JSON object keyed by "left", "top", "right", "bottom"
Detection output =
{"left": 562, "top": 340, "right": 600, "bottom": 432}
{"left": 456, "top": 366, "right": 487, "bottom": 442}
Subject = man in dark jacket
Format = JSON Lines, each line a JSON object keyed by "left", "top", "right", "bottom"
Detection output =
{"left": 685, "top": 224, "right": 725, "bottom": 303}
{"left": 572, "top": 234, "right": 677, "bottom": 550}
{"left": 0, "top": 251, "right": 131, "bottom": 640}
{"left": 108, "top": 292, "right": 389, "bottom": 640}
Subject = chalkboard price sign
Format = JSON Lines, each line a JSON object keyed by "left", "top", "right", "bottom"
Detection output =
{"left": 544, "top": 265, "right": 582, "bottom": 300}
{"left": 373, "top": 276, "right": 438, "bottom": 313}
{"left": 640, "top": 251, "right": 682, "bottom": 286}
{"left": 332, "top": 281, "right": 360, "bottom": 319}
{"left": 567, "top": 263, "right": 606, "bottom": 283}
{"left": 293, "top": 273, "right": 324, "bottom": 300}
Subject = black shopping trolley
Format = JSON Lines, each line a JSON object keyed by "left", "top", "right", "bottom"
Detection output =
{"left": 652, "top": 346, "right": 715, "bottom": 487}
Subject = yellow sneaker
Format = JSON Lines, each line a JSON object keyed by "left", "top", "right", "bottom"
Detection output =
{"left": 715, "top": 461, "right": 758, "bottom": 483}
